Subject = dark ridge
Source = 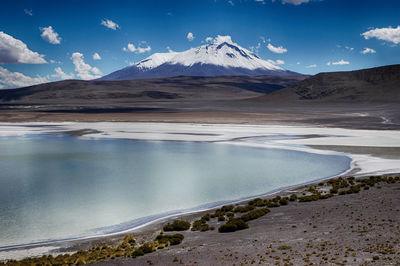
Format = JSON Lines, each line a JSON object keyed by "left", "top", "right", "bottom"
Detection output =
{"left": 255, "top": 64, "right": 400, "bottom": 103}
{"left": 41, "top": 107, "right": 173, "bottom": 114}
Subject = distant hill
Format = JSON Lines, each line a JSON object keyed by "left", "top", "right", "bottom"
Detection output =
{"left": 0, "top": 75, "right": 305, "bottom": 107}
{"left": 254, "top": 64, "right": 400, "bottom": 103}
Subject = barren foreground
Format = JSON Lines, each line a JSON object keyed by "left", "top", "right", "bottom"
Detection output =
{"left": 97, "top": 180, "right": 400, "bottom": 266}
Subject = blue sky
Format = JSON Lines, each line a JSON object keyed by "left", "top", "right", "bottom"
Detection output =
{"left": 0, "top": 0, "right": 399, "bottom": 88}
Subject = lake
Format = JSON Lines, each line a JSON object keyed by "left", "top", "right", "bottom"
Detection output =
{"left": 0, "top": 134, "right": 350, "bottom": 248}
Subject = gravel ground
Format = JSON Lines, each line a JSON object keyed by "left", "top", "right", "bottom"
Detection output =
{"left": 94, "top": 181, "right": 400, "bottom": 266}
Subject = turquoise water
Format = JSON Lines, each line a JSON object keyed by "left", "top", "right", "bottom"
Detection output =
{"left": 0, "top": 134, "right": 350, "bottom": 248}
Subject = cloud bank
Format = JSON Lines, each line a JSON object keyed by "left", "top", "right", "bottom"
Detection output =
{"left": 361, "top": 47, "right": 376, "bottom": 54}
{"left": 267, "top": 43, "right": 287, "bottom": 53}
{"left": 71, "top": 52, "right": 102, "bottom": 80}
{"left": 51, "top": 67, "right": 74, "bottom": 80}
{"left": 0, "top": 31, "right": 46, "bottom": 64}
{"left": 123, "top": 43, "right": 151, "bottom": 54}
{"left": 327, "top": 59, "right": 350, "bottom": 66}
{"left": 281, "top": 0, "right": 310, "bottom": 5}
{"left": 362, "top": 26, "right": 400, "bottom": 44}
{"left": 101, "top": 19, "right": 119, "bottom": 30}
{"left": 40, "top": 26, "right": 61, "bottom": 44}
{"left": 0, "top": 66, "right": 48, "bottom": 89}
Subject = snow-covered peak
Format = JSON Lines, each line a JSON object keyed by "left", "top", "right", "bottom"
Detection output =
{"left": 135, "top": 35, "right": 284, "bottom": 71}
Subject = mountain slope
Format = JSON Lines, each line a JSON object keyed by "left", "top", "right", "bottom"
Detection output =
{"left": 100, "top": 36, "right": 297, "bottom": 80}
{"left": 0, "top": 75, "right": 305, "bottom": 107}
{"left": 254, "top": 64, "right": 400, "bottom": 103}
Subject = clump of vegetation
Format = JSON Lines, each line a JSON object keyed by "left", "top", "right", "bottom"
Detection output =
{"left": 277, "top": 245, "right": 292, "bottom": 250}
{"left": 218, "top": 218, "right": 249, "bottom": 233}
{"left": 163, "top": 220, "right": 191, "bottom": 231}
{"left": 265, "top": 200, "right": 280, "bottom": 208}
{"left": 3, "top": 232, "right": 185, "bottom": 265}
{"left": 279, "top": 197, "right": 289, "bottom": 205}
{"left": 234, "top": 205, "right": 255, "bottom": 213}
{"left": 289, "top": 194, "right": 297, "bottom": 201}
{"left": 155, "top": 233, "right": 184, "bottom": 246}
{"left": 239, "top": 208, "right": 270, "bottom": 222}
{"left": 220, "top": 205, "right": 234, "bottom": 212}
{"left": 318, "top": 193, "right": 334, "bottom": 200}
{"left": 192, "top": 218, "right": 212, "bottom": 231}
{"left": 298, "top": 193, "right": 320, "bottom": 202}
{"left": 248, "top": 198, "right": 267, "bottom": 207}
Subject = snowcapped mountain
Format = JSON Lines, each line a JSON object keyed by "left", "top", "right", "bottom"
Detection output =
{"left": 100, "top": 35, "right": 297, "bottom": 80}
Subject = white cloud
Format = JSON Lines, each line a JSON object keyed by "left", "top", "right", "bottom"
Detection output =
{"left": 0, "top": 31, "right": 46, "bottom": 64}
{"left": 187, "top": 32, "right": 194, "bottom": 41}
{"left": 327, "top": 59, "right": 350, "bottom": 66}
{"left": 362, "top": 26, "right": 400, "bottom": 44}
{"left": 274, "top": 59, "right": 285, "bottom": 65}
{"left": 345, "top": 46, "right": 354, "bottom": 51}
{"left": 51, "top": 67, "right": 74, "bottom": 80}
{"left": 205, "top": 37, "right": 213, "bottom": 43}
{"left": 40, "top": 26, "right": 61, "bottom": 44}
{"left": 0, "top": 66, "right": 48, "bottom": 89}
{"left": 123, "top": 43, "right": 151, "bottom": 54}
{"left": 296, "top": 62, "right": 300, "bottom": 65}
{"left": 361, "top": 47, "right": 376, "bottom": 54}
{"left": 92, "top": 52, "right": 102, "bottom": 60}
{"left": 101, "top": 19, "right": 119, "bottom": 30}
{"left": 267, "top": 43, "right": 287, "bottom": 53}
{"left": 281, "top": 0, "right": 310, "bottom": 5}
{"left": 228, "top": 0, "right": 234, "bottom": 5}
{"left": 306, "top": 64, "right": 317, "bottom": 68}
{"left": 71, "top": 52, "right": 102, "bottom": 80}
{"left": 166, "top": 46, "right": 174, "bottom": 53}
{"left": 24, "top": 9, "right": 33, "bottom": 16}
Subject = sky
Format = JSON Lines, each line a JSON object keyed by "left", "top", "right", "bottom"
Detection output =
{"left": 0, "top": 0, "right": 399, "bottom": 88}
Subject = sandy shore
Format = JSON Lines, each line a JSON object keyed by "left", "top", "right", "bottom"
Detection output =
{"left": 0, "top": 122, "right": 399, "bottom": 263}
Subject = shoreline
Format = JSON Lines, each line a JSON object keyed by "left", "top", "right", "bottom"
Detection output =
{"left": 0, "top": 122, "right": 399, "bottom": 261}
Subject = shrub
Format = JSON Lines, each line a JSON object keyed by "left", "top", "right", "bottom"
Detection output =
{"left": 240, "top": 208, "right": 270, "bottom": 222}
{"left": 266, "top": 200, "right": 280, "bottom": 208}
{"left": 218, "top": 218, "right": 249, "bottom": 233}
{"left": 218, "top": 215, "right": 225, "bottom": 221}
{"left": 298, "top": 194, "right": 320, "bottom": 202}
{"left": 201, "top": 213, "right": 211, "bottom": 221}
{"left": 318, "top": 193, "right": 333, "bottom": 200}
{"left": 329, "top": 188, "right": 338, "bottom": 194}
{"left": 226, "top": 212, "right": 234, "bottom": 218}
{"left": 191, "top": 219, "right": 206, "bottom": 231}
{"left": 122, "top": 235, "right": 135, "bottom": 246}
{"left": 347, "top": 185, "right": 361, "bottom": 194}
{"left": 278, "top": 245, "right": 291, "bottom": 250}
{"left": 163, "top": 220, "right": 191, "bottom": 231}
{"left": 139, "top": 243, "right": 154, "bottom": 254}
{"left": 155, "top": 234, "right": 184, "bottom": 246}
{"left": 272, "top": 196, "right": 281, "bottom": 202}
{"left": 220, "top": 205, "right": 234, "bottom": 212}
{"left": 234, "top": 205, "right": 255, "bottom": 213}
{"left": 131, "top": 248, "right": 145, "bottom": 258}
{"left": 279, "top": 197, "right": 289, "bottom": 205}
{"left": 248, "top": 198, "right": 267, "bottom": 207}
{"left": 289, "top": 194, "right": 297, "bottom": 201}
